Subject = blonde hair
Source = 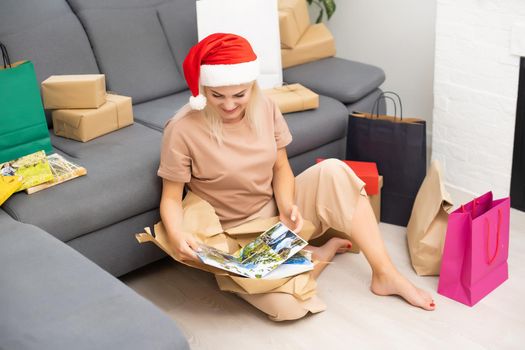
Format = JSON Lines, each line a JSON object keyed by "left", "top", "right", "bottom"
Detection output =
{"left": 201, "top": 81, "right": 263, "bottom": 145}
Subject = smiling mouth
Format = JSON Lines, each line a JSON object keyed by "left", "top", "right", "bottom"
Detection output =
{"left": 222, "top": 106, "right": 238, "bottom": 114}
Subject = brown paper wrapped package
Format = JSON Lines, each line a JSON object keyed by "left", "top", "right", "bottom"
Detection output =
{"left": 135, "top": 191, "right": 327, "bottom": 321}
{"left": 281, "top": 23, "right": 336, "bottom": 68}
{"left": 42, "top": 74, "right": 106, "bottom": 109}
{"left": 369, "top": 175, "right": 383, "bottom": 223}
{"left": 52, "top": 94, "right": 134, "bottom": 142}
{"left": 406, "top": 160, "right": 453, "bottom": 276}
{"left": 278, "top": 0, "right": 310, "bottom": 49}
{"left": 263, "top": 83, "right": 319, "bottom": 113}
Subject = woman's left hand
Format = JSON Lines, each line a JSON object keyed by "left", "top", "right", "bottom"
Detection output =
{"left": 279, "top": 204, "right": 304, "bottom": 233}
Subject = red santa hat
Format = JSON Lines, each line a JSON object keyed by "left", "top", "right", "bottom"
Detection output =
{"left": 182, "top": 33, "right": 259, "bottom": 110}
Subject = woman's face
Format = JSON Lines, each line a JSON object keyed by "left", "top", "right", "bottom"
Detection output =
{"left": 204, "top": 82, "right": 253, "bottom": 123}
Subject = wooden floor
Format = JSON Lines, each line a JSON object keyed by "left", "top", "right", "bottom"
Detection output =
{"left": 121, "top": 190, "right": 524, "bottom": 350}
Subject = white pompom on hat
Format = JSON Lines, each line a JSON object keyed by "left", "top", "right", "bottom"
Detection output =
{"left": 182, "top": 33, "right": 259, "bottom": 110}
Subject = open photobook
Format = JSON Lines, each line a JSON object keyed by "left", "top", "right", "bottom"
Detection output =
{"left": 26, "top": 153, "right": 87, "bottom": 194}
{"left": 197, "top": 222, "right": 313, "bottom": 279}
{"left": 0, "top": 150, "right": 53, "bottom": 191}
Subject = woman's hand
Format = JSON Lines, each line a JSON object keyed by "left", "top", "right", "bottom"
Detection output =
{"left": 279, "top": 204, "right": 304, "bottom": 233}
{"left": 168, "top": 232, "right": 202, "bottom": 263}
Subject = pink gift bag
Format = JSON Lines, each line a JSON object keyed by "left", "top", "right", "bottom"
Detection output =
{"left": 437, "top": 191, "right": 510, "bottom": 306}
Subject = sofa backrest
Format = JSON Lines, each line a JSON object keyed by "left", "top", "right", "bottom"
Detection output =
{"left": 156, "top": 0, "right": 199, "bottom": 75}
{"left": 66, "top": 0, "right": 197, "bottom": 104}
{"left": 0, "top": 0, "right": 102, "bottom": 126}
{"left": 0, "top": 0, "right": 101, "bottom": 82}
{"left": 1, "top": 0, "right": 199, "bottom": 113}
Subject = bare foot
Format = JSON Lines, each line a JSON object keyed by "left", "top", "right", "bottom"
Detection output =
{"left": 306, "top": 238, "right": 353, "bottom": 279}
{"left": 370, "top": 270, "right": 436, "bottom": 311}
{"left": 307, "top": 237, "right": 353, "bottom": 262}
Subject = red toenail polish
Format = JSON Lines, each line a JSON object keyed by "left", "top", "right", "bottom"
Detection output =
{"left": 430, "top": 303, "right": 435, "bottom": 307}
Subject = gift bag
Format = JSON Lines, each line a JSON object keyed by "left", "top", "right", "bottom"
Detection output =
{"left": 438, "top": 192, "right": 510, "bottom": 306}
{"left": 406, "top": 160, "right": 453, "bottom": 275}
{"left": 347, "top": 91, "right": 426, "bottom": 226}
{"left": 0, "top": 42, "right": 53, "bottom": 163}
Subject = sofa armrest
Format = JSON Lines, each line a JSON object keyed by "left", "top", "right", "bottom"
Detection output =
{"left": 283, "top": 57, "right": 385, "bottom": 105}
{"left": 0, "top": 210, "right": 189, "bottom": 350}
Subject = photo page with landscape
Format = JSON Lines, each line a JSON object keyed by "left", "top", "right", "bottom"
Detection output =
{"left": 196, "top": 222, "right": 312, "bottom": 279}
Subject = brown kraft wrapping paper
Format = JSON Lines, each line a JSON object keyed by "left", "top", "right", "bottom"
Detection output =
{"left": 135, "top": 191, "right": 327, "bottom": 321}
{"left": 406, "top": 160, "right": 453, "bottom": 276}
{"left": 278, "top": 0, "right": 311, "bottom": 49}
{"left": 42, "top": 74, "right": 106, "bottom": 109}
{"left": 263, "top": 83, "right": 319, "bottom": 113}
{"left": 281, "top": 23, "right": 336, "bottom": 68}
{"left": 52, "top": 94, "right": 134, "bottom": 142}
{"left": 369, "top": 175, "right": 383, "bottom": 223}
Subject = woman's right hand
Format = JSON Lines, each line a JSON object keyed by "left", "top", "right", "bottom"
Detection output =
{"left": 160, "top": 179, "right": 202, "bottom": 263}
{"left": 169, "top": 232, "right": 202, "bottom": 263}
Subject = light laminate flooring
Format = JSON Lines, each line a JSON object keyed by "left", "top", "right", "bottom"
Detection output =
{"left": 121, "top": 189, "right": 525, "bottom": 350}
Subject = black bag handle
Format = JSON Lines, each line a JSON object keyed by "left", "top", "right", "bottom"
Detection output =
{"left": 371, "top": 95, "right": 397, "bottom": 119}
{"left": 370, "top": 91, "right": 403, "bottom": 120}
{"left": 0, "top": 42, "right": 12, "bottom": 69}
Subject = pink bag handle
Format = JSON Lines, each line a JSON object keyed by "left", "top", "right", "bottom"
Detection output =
{"left": 485, "top": 209, "right": 502, "bottom": 265}
{"left": 461, "top": 198, "right": 479, "bottom": 217}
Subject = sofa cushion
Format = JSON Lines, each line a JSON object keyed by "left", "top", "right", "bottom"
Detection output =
{"left": 157, "top": 0, "right": 199, "bottom": 74}
{"left": 133, "top": 90, "right": 192, "bottom": 131}
{"left": 0, "top": 0, "right": 100, "bottom": 126}
{"left": 285, "top": 95, "right": 349, "bottom": 158}
{"left": 283, "top": 57, "right": 386, "bottom": 104}
{"left": 1, "top": 124, "right": 163, "bottom": 242}
{"left": 71, "top": 6, "right": 186, "bottom": 103}
{"left": 346, "top": 88, "right": 386, "bottom": 115}
{"left": 134, "top": 91, "right": 347, "bottom": 158}
{"left": 0, "top": 210, "right": 189, "bottom": 350}
{"left": 67, "top": 0, "right": 168, "bottom": 8}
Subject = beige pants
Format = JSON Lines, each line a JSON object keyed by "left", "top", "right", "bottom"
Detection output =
{"left": 236, "top": 159, "right": 367, "bottom": 321}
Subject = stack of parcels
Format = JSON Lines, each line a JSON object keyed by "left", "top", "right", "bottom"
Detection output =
{"left": 278, "top": 0, "right": 310, "bottom": 49}
{"left": 263, "top": 83, "right": 319, "bottom": 113}
{"left": 278, "top": 0, "right": 336, "bottom": 68}
{"left": 41, "top": 74, "right": 134, "bottom": 142}
{"left": 313, "top": 159, "right": 383, "bottom": 253}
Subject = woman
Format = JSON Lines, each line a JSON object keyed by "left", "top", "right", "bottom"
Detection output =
{"left": 158, "top": 33, "right": 435, "bottom": 317}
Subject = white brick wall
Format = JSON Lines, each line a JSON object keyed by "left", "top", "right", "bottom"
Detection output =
{"left": 433, "top": 0, "right": 525, "bottom": 198}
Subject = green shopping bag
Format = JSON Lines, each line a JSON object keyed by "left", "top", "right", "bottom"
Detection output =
{"left": 0, "top": 42, "right": 53, "bottom": 163}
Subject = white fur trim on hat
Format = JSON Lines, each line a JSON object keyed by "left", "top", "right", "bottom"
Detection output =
{"left": 200, "top": 59, "right": 259, "bottom": 87}
{"left": 189, "top": 94, "right": 207, "bottom": 110}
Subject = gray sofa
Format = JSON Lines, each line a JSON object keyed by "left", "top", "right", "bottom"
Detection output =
{"left": 0, "top": 211, "right": 189, "bottom": 350}
{"left": 0, "top": 0, "right": 385, "bottom": 348}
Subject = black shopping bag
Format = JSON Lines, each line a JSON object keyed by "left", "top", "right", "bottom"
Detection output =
{"left": 347, "top": 92, "right": 426, "bottom": 226}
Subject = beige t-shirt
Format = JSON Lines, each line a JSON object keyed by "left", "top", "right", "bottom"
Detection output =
{"left": 158, "top": 96, "right": 293, "bottom": 227}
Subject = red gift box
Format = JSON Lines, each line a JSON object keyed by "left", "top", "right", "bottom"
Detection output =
{"left": 316, "top": 158, "right": 380, "bottom": 195}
